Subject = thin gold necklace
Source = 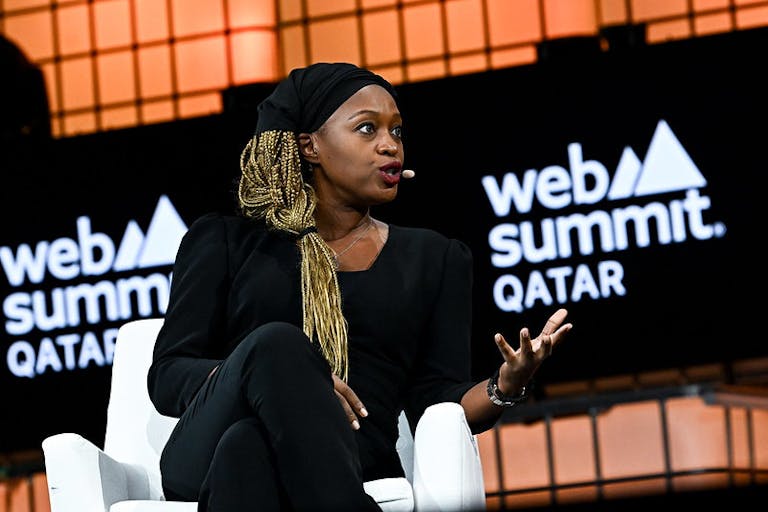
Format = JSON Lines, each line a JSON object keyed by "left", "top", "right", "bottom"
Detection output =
{"left": 332, "top": 217, "right": 374, "bottom": 261}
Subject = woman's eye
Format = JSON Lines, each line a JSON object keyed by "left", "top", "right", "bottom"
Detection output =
{"left": 391, "top": 126, "right": 403, "bottom": 139}
{"left": 357, "top": 122, "right": 375, "bottom": 134}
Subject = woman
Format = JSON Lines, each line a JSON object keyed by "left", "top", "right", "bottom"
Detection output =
{"left": 147, "top": 62, "right": 572, "bottom": 511}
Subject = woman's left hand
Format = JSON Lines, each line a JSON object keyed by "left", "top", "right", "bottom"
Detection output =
{"left": 332, "top": 374, "right": 368, "bottom": 430}
{"left": 493, "top": 308, "right": 572, "bottom": 396}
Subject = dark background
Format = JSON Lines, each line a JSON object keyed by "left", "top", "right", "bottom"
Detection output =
{"left": 1, "top": 27, "right": 765, "bottom": 453}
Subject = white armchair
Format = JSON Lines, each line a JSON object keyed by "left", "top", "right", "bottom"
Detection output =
{"left": 42, "top": 318, "right": 486, "bottom": 512}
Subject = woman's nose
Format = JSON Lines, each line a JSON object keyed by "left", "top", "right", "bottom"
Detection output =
{"left": 378, "top": 140, "right": 398, "bottom": 155}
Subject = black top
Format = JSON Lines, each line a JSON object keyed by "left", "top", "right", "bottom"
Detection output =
{"left": 147, "top": 212, "right": 477, "bottom": 480}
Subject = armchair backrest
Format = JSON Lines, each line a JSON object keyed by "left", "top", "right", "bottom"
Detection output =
{"left": 103, "top": 319, "right": 417, "bottom": 500}
{"left": 103, "top": 318, "right": 177, "bottom": 499}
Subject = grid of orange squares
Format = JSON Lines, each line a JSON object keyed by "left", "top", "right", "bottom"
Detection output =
{"left": 0, "top": 0, "right": 767, "bottom": 137}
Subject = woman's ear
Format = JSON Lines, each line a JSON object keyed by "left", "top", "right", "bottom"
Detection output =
{"left": 298, "top": 133, "right": 319, "bottom": 164}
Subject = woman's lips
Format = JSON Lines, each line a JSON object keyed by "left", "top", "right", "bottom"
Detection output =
{"left": 379, "top": 162, "right": 402, "bottom": 185}
{"left": 380, "top": 169, "right": 401, "bottom": 185}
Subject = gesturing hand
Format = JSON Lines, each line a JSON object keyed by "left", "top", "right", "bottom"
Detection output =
{"left": 494, "top": 308, "right": 573, "bottom": 396}
{"left": 332, "top": 374, "right": 368, "bottom": 430}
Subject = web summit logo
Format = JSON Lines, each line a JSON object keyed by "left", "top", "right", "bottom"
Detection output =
{"left": 482, "top": 119, "right": 724, "bottom": 313}
{"left": 1, "top": 195, "right": 187, "bottom": 378}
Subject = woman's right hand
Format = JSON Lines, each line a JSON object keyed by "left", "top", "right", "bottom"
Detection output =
{"left": 332, "top": 374, "right": 368, "bottom": 430}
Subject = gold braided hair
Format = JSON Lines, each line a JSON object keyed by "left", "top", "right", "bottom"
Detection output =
{"left": 237, "top": 130, "right": 350, "bottom": 381}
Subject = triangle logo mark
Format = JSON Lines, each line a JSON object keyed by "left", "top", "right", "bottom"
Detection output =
{"left": 634, "top": 120, "right": 707, "bottom": 197}
{"left": 113, "top": 220, "right": 145, "bottom": 271}
{"left": 137, "top": 195, "right": 188, "bottom": 268}
{"left": 607, "top": 146, "right": 642, "bottom": 200}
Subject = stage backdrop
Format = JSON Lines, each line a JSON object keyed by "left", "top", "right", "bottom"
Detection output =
{"left": 1, "top": 27, "right": 765, "bottom": 453}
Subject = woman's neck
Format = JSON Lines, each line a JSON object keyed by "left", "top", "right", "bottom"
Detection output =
{"left": 314, "top": 206, "right": 371, "bottom": 242}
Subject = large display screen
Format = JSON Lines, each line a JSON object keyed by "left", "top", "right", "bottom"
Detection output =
{"left": 384, "top": 27, "right": 767, "bottom": 386}
{"left": 1, "top": 27, "right": 765, "bottom": 453}
{"left": 0, "top": 119, "right": 245, "bottom": 452}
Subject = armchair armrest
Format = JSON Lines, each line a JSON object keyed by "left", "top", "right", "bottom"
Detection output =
{"left": 411, "top": 403, "right": 486, "bottom": 511}
{"left": 42, "top": 433, "right": 152, "bottom": 512}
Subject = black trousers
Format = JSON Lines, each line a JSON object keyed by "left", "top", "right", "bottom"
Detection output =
{"left": 159, "top": 321, "right": 382, "bottom": 512}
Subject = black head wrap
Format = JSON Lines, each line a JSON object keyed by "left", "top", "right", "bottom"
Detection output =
{"left": 255, "top": 62, "right": 398, "bottom": 135}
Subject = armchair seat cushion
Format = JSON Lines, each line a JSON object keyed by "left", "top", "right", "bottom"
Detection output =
{"left": 364, "top": 477, "right": 414, "bottom": 511}
{"left": 107, "top": 477, "right": 413, "bottom": 512}
{"left": 111, "top": 502, "right": 197, "bottom": 512}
